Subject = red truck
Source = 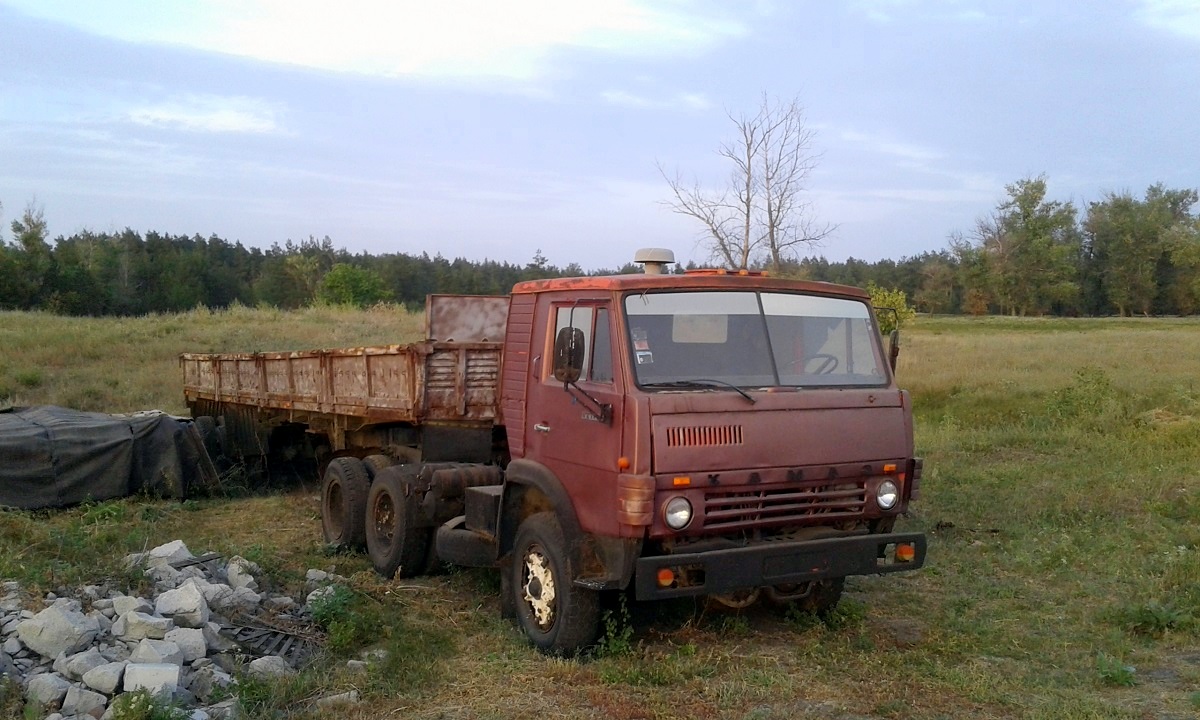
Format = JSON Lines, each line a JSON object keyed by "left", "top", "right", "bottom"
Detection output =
{"left": 182, "top": 250, "right": 925, "bottom": 654}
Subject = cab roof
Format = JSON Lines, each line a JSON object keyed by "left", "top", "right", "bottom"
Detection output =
{"left": 511, "top": 272, "right": 871, "bottom": 300}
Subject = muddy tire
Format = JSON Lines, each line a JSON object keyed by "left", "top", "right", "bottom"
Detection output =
{"left": 421, "top": 539, "right": 446, "bottom": 576}
{"left": 510, "top": 512, "right": 599, "bottom": 655}
{"left": 320, "top": 457, "right": 370, "bottom": 549}
{"left": 193, "top": 416, "right": 221, "bottom": 461}
{"left": 365, "top": 467, "right": 430, "bottom": 578}
{"left": 362, "top": 454, "right": 392, "bottom": 480}
{"left": 797, "top": 578, "right": 845, "bottom": 616}
{"left": 772, "top": 578, "right": 845, "bottom": 617}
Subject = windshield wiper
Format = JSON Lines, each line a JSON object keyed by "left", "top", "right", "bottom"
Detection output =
{"left": 641, "top": 379, "right": 756, "bottom": 404}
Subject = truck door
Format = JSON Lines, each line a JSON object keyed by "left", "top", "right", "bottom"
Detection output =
{"left": 525, "top": 302, "right": 624, "bottom": 536}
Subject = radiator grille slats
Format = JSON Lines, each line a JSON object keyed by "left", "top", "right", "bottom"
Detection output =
{"left": 702, "top": 481, "right": 867, "bottom": 530}
{"left": 665, "top": 425, "right": 743, "bottom": 447}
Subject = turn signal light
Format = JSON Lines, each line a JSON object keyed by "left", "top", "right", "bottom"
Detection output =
{"left": 895, "top": 543, "right": 916, "bottom": 563}
{"left": 617, "top": 456, "right": 631, "bottom": 470}
{"left": 657, "top": 568, "right": 676, "bottom": 588}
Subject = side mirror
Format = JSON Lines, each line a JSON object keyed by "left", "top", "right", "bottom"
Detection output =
{"left": 888, "top": 328, "right": 900, "bottom": 372}
{"left": 553, "top": 327, "right": 586, "bottom": 384}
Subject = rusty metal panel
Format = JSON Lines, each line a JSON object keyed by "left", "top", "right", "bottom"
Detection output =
{"left": 181, "top": 338, "right": 499, "bottom": 434}
{"left": 262, "top": 354, "right": 293, "bottom": 396}
{"left": 218, "top": 359, "right": 237, "bottom": 394}
{"left": 423, "top": 345, "right": 501, "bottom": 421}
{"left": 290, "top": 354, "right": 322, "bottom": 401}
{"left": 329, "top": 352, "right": 369, "bottom": 400}
{"left": 650, "top": 403, "right": 907, "bottom": 475}
{"left": 236, "top": 358, "right": 261, "bottom": 396}
{"left": 425, "top": 295, "right": 509, "bottom": 342}
{"left": 366, "top": 351, "right": 416, "bottom": 401}
{"left": 499, "top": 294, "right": 536, "bottom": 457}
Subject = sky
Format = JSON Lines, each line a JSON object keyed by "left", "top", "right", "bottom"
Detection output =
{"left": 1, "top": 0, "right": 1198, "bottom": 271}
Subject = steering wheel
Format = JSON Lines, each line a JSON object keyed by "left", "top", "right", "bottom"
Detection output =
{"left": 788, "top": 353, "right": 839, "bottom": 374}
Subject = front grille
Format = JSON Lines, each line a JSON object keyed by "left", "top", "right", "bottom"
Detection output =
{"left": 702, "top": 480, "right": 866, "bottom": 531}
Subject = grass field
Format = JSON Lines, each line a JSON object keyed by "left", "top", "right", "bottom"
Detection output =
{"left": 3, "top": 309, "right": 1200, "bottom": 719}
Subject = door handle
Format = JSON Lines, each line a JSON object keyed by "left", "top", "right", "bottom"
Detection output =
{"left": 534, "top": 423, "right": 551, "bottom": 433}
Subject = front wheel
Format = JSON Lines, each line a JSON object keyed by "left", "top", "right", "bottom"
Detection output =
{"left": 771, "top": 577, "right": 845, "bottom": 617}
{"left": 510, "top": 512, "right": 599, "bottom": 655}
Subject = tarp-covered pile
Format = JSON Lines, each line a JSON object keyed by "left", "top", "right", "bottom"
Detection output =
{"left": 0, "top": 406, "right": 218, "bottom": 510}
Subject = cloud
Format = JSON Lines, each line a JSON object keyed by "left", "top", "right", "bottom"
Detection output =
{"left": 600, "top": 90, "right": 712, "bottom": 110}
{"left": 1135, "top": 0, "right": 1200, "bottom": 39}
{"left": 127, "top": 95, "right": 280, "bottom": 134}
{"left": 5, "top": 0, "right": 745, "bottom": 82}
{"left": 837, "top": 129, "right": 944, "bottom": 164}
{"left": 851, "top": 0, "right": 997, "bottom": 24}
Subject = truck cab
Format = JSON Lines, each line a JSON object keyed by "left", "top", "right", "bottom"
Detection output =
{"left": 425, "top": 259, "right": 926, "bottom": 653}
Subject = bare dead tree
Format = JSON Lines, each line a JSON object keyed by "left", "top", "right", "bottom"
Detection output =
{"left": 659, "top": 93, "right": 834, "bottom": 271}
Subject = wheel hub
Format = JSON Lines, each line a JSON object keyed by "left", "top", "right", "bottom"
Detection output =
{"left": 522, "top": 548, "right": 556, "bottom": 630}
{"left": 374, "top": 496, "right": 395, "bottom": 541}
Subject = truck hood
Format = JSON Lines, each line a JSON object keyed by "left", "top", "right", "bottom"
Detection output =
{"left": 647, "top": 387, "right": 910, "bottom": 474}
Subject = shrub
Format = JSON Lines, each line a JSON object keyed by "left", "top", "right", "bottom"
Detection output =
{"left": 1095, "top": 653, "right": 1136, "bottom": 687}
{"left": 315, "top": 264, "right": 390, "bottom": 308}
{"left": 107, "top": 689, "right": 190, "bottom": 720}
{"left": 1111, "top": 599, "right": 1193, "bottom": 637}
{"left": 867, "top": 283, "right": 917, "bottom": 334}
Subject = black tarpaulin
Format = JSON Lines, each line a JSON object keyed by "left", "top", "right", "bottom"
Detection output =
{"left": 0, "top": 406, "right": 217, "bottom": 510}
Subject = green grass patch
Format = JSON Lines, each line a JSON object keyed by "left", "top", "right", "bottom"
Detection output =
{"left": 4, "top": 311, "right": 1200, "bottom": 718}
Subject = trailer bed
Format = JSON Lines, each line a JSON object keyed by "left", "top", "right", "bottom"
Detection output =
{"left": 181, "top": 295, "right": 508, "bottom": 450}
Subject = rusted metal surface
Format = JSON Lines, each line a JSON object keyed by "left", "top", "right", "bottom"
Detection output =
{"left": 498, "top": 293, "right": 535, "bottom": 457}
{"left": 616, "top": 474, "right": 654, "bottom": 530}
{"left": 511, "top": 272, "right": 872, "bottom": 299}
{"left": 182, "top": 340, "right": 502, "bottom": 447}
{"left": 219, "top": 614, "right": 322, "bottom": 668}
{"left": 425, "top": 294, "right": 510, "bottom": 342}
{"left": 646, "top": 390, "right": 906, "bottom": 475}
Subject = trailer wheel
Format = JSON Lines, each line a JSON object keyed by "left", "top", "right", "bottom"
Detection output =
{"left": 193, "top": 416, "right": 221, "bottom": 461}
{"left": 321, "top": 458, "right": 369, "bottom": 549}
{"left": 511, "top": 512, "right": 599, "bottom": 655}
{"left": 366, "top": 468, "right": 429, "bottom": 578}
{"left": 421, "top": 540, "right": 446, "bottom": 576}
{"left": 362, "top": 454, "right": 392, "bottom": 480}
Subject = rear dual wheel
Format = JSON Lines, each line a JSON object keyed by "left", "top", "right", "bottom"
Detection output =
{"left": 365, "top": 466, "right": 432, "bottom": 578}
{"left": 320, "top": 457, "right": 370, "bottom": 549}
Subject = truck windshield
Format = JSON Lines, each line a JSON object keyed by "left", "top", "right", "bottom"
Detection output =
{"left": 624, "top": 290, "right": 887, "bottom": 388}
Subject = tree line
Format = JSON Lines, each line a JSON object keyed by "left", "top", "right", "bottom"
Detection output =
{"left": 0, "top": 203, "right": 641, "bottom": 315}
{"left": 2, "top": 174, "right": 1198, "bottom": 317}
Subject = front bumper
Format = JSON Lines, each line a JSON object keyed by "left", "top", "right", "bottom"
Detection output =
{"left": 634, "top": 531, "right": 926, "bottom": 601}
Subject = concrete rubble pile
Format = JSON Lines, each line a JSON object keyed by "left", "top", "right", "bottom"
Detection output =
{"left": 0, "top": 540, "right": 351, "bottom": 720}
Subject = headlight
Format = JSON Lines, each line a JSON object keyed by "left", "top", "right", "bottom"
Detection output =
{"left": 877, "top": 480, "right": 900, "bottom": 510}
{"left": 663, "top": 496, "right": 693, "bottom": 530}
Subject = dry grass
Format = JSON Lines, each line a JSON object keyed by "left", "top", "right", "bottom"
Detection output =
{"left": 0, "top": 304, "right": 424, "bottom": 414}
{"left": 4, "top": 311, "right": 1200, "bottom": 719}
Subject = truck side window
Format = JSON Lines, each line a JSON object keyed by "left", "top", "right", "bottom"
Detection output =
{"left": 552, "top": 305, "right": 613, "bottom": 385}
{"left": 590, "top": 308, "right": 613, "bottom": 383}
{"left": 553, "top": 306, "right": 593, "bottom": 381}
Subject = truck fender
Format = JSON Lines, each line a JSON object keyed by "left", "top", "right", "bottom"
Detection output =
{"left": 499, "top": 459, "right": 641, "bottom": 591}
{"left": 498, "top": 459, "right": 583, "bottom": 560}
